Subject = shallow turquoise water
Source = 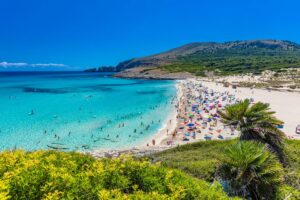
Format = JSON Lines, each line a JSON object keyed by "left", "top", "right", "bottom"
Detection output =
{"left": 0, "top": 72, "right": 176, "bottom": 151}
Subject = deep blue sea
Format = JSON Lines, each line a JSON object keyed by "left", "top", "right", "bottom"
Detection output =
{"left": 0, "top": 72, "right": 176, "bottom": 151}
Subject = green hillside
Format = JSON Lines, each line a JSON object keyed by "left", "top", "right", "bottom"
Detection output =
{"left": 115, "top": 40, "right": 300, "bottom": 76}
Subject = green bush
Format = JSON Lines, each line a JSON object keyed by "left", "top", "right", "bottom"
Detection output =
{"left": 0, "top": 150, "right": 234, "bottom": 200}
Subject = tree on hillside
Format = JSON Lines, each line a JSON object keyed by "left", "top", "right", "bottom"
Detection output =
{"left": 217, "top": 141, "right": 283, "bottom": 199}
{"left": 218, "top": 99, "right": 286, "bottom": 163}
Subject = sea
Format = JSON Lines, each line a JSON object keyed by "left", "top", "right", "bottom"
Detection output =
{"left": 0, "top": 72, "right": 176, "bottom": 151}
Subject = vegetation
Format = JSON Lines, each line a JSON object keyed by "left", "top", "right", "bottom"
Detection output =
{"left": 153, "top": 140, "right": 236, "bottom": 181}
{"left": 218, "top": 99, "right": 286, "bottom": 163}
{"left": 153, "top": 139, "right": 300, "bottom": 199}
{"left": 217, "top": 141, "right": 283, "bottom": 199}
{"left": 162, "top": 49, "right": 300, "bottom": 76}
{"left": 284, "top": 140, "right": 300, "bottom": 191}
{"left": 0, "top": 150, "right": 234, "bottom": 200}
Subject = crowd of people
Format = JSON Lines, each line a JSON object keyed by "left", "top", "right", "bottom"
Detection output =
{"left": 163, "top": 80, "right": 241, "bottom": 146}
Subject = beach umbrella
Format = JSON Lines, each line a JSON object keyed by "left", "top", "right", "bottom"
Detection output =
{"left": 187, "top": 123, "right": 194, "bottom": 127}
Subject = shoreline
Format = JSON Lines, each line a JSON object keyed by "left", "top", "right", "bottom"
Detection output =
{"left": 89, "top": 79, "right": 239, "bottom": 158}
{"left": 140, "top": 82, "right": 181, "bottom": 147}
{"left": 89, "top": 78, "right": 300, "bottom": 158}
{"left": 88, "top": 81, "right": 182, "bottom": 158}
{"left": 89, "top": 78, "right": 238, "bottom": 158}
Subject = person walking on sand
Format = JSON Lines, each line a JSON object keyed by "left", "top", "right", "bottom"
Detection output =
{"left": 152, "top": 139, "right": 155, "bottom": 146}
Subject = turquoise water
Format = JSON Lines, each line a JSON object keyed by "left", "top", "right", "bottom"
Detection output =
{"left": 0, "top": 72, "right": 176, "bottom": 151}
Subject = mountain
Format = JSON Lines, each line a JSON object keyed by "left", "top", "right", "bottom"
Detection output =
{"left": 117, "top": 39, "right": 300, "bottom": 69}
{"left": 90, "top": 40, "right": 300, "bottom": 79}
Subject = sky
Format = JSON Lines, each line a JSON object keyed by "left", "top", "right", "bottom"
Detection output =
{"left": 1, "top": 0, "right": 300, "bottom": 70}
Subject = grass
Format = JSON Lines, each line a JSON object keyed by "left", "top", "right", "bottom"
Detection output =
{"left": 284, "top": 140, "right": 300, "bottom": 190}
{"left": 151, "top": 139, "right": 237, "bottom": 181}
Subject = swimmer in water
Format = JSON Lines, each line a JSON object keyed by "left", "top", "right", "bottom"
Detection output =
{"left": 28, "top": 110, "right": 34, "bottom": 116}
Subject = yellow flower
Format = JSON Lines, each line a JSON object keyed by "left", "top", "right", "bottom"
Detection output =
{"left": 42, "top": 190, "right": 63, "bottom": 200}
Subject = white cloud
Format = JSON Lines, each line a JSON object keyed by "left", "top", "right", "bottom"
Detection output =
{"left": 0, "top": 61, "right": 68, "bottom": 68}
{"left": 31, "top": 63, "right": 67, "bottom": 67}
{"left": 0, "top": 61, "right": 28, "bottom": 68}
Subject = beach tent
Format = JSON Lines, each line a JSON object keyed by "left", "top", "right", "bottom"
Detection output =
{"left": 204, "top": 135, "right": 212, "bottom": 140}
{"left": 187, "top": 123, "right": 195, "bottom": 127}
{"left": 218, "top": 135, "right": 224, "bottom": 140}
{"left": 277, "top": 125, "right": 284, "bottom": 129}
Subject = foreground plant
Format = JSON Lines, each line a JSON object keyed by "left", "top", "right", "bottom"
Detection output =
{"left": 0, "top": 150, "right": 234, "bottom": 200}
{"left": 218, "top": 99, "right": 286, "bottom": 163}
{"left": 217, "top": 141, "right": 283, "bottom": 199}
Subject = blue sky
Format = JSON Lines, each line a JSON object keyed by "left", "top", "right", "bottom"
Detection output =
{"left": 1, "top": 0, "right": 300, "bottom": 70}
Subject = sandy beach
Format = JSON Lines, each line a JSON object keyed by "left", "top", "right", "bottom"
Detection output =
{"left": 155, "top": 79, "right": 240, "bottom": 147}
{"left": 201, "top": 81, "right": 300, "bottom": 138}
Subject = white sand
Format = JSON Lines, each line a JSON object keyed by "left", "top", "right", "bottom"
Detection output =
{"left": 201, "top": 80, "right": 300, "bottom": 138}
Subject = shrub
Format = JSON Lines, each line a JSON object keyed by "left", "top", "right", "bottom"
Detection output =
{"left": 0, "top": 150, "right": 234, "bottom": 199}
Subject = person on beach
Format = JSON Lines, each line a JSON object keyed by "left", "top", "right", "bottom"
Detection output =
{"left": 152, "top": 139, "right": 155, "bottom": 146}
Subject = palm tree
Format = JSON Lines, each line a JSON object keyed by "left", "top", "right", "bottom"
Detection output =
{"left": 218, "top": 99, "right": 286, "bottom": 163}
{"left": 217, "top": 141, "right": 283, "bottom": 199}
